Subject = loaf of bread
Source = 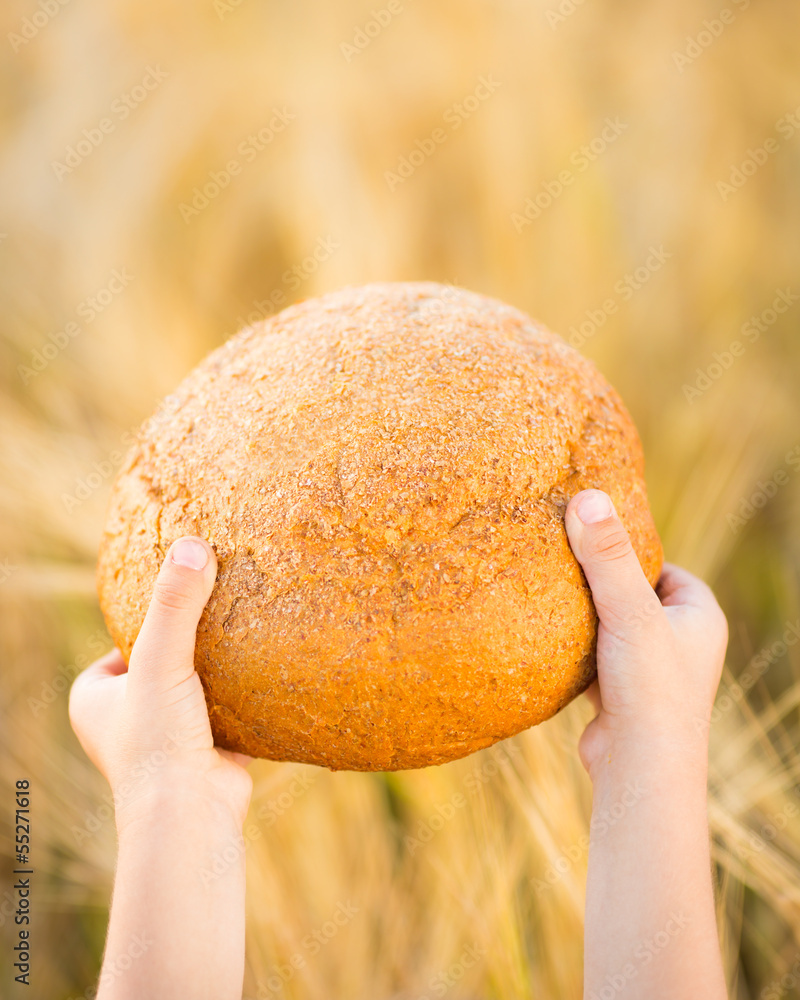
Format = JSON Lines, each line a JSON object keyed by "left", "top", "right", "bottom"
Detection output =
{"left": 97, "top": 282, "right": 663, "bottom": 770}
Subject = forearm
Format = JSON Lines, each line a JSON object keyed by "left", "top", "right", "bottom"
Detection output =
{"left": 583, "top": 737, "right": 727, "bottom": 1000}
{"left": 98, "top": 786, "right": 247, "bottom": 1000}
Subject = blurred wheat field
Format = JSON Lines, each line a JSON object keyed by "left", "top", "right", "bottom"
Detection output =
{"left": 1, "top": 0, "right": 799, "bottom": 997}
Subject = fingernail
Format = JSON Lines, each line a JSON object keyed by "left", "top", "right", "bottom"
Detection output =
{"left": 171, "top": 538, "right": 209, "bottom": 570}
{"left": 576, "top": 490, "right": 613, "bottom": 524}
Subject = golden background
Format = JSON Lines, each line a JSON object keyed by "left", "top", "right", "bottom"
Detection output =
{"left": 1, "top": 0, "right": 799, "bottom": 996}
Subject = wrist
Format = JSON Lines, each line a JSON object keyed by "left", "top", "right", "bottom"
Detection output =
{"left": 585, "top": 715, "right": 710, "bottom": 790}
{"left": 112, "top": 760, "right": 252, "bottom": 838}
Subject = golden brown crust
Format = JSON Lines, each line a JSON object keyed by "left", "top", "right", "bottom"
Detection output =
{"left": 96, "top": 282, "right": 663, "bottom": 771}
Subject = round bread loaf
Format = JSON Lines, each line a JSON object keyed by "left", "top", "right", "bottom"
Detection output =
{"left": 97, "top": 281, "right": 662, "bottom": 771}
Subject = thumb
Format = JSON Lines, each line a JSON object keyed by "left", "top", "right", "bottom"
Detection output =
{"left": 127, "top": 536, "right": 217, "bottom": 694}
{"left": 564, "top": 490, "right": 664, "bottom": 645}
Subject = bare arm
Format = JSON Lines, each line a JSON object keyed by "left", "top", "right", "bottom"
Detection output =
{"left": 564, "top": 490, "right": 728, "bottom": 1000}
{"left": 70, "top": 538, "right": 253, "bottom": 1000}
{"left": 101, "top": 783, "right": 247, "bottom": 999}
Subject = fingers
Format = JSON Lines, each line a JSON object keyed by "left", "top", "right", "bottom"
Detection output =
{"left": 578, "top": 714, "right": 603, "bottom": 776}
{"left": 72, "top": 647, "right": 128, "bottom": 684}
{"left": 564, "top": 490, "right": 666, "bottom": 644}
{"left": 69, "top": 648, "right": 127, "bottom": 717}
{"left": 127, "top": 537, "right": 217, "bottom": 694}
{"left": 658, "top": 562, "right": 729, "bottom": 659}
{"left": 69, "top": 649, "right": 129, "bottom": 767}
{"left": 657, "top": 562, "right": 721, "bottom": 614}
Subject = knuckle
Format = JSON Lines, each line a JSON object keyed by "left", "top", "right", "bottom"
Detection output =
{"left": 588, "top": 524, "right": 633, "bottom": 563}
{"left": 152, "top": 577, "right": 198, "bottom": 614}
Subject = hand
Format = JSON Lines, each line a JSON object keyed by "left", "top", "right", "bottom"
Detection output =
{"left": 69, "top": 537, "right": 253, "bottom": 832}
{"left": 569, "top": 491, "right": 731, "bottom": 1000}
{"left": 563, "top": 489, "right": 728, "bottom": 776}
